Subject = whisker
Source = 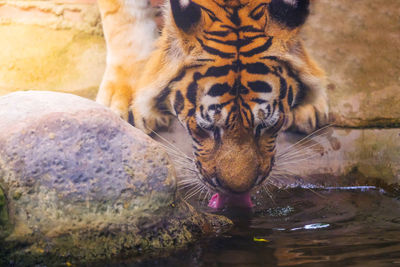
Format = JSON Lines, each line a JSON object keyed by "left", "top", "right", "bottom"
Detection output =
{"left": 174, "top": 165, "right": 198, "bottom": 173}
{"left": 277, "top": 124, "right": 332, "bottom": 157}
{"left": 277, "top": 135, "right": 329, "bottom": 160}
{"left": 305, "top": 187, "right": 327, "bottom": 198}
{"left": 185, "top": 184, "right": 205, "bottom": 200}
{"left": 178, "top": 177, "right": 199, "bottom": 184}
{"left": 262, "top": 183, "right": 275, "bottom": 204}
{"left": 274, "top": 157, "right": 320, "bottom": 168}
{"left": 147, "top": 127, "right": 193, "bottom": 161}
{"left": 178, "top": 183, "right": 198, "bottom": 190}
{"left": 277, "top": 134, "right": 330, "bottom": 162}
{"left": 277, "top": 134, "right": 331, "bottom": 160}
{"left": 158, "top": 143, "right": 193, "bottom": 161}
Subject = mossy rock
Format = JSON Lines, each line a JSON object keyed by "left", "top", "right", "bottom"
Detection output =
{"left": 0, "top": 91, "right": 232, "bottom": 265}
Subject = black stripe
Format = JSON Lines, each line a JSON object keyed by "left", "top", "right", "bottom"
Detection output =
{"left": 187, "top": 82, "right": 197, "bottom": 105}
{"left": 186, "top": 64, "right": 204, "bottom": 70}
{"left": 241, "top": 107, "right": 252, "bottom": 127}
{"left": 213, "top": 127, "right": 221, "bottom": 141}
{"left": 285, "top": 66, "right": 308, "bottom": 106}
{"left": 207, "top": 83, "right": 231, "bottom": 97}
{"left": 203, "top": 35, "right": 255, "bottom": 48}
{"left": 208, "top": 99, "right": 231, "bottom": 111}
{"left": 228, "top": 7, "right": 241, "bottom": 26}
{"left": 240, "top": 37, "right": 273, "bottom": 57}
{"left": 197, "top": 38, "right": 235, "bottom": 59}
{"left": 128, "top": 109, "right": 135, "bottom": 126}
{"left": 260, "top": 55, "right": 279, "bottom": 61}
{"left": 198, "top": 5, "right": 222, "bottom": 22}
{"left": 170, "top": 69, "right": 186, "bottom": 83}
{"left": 288, "top": 85, "right": 294, "bottom": 107}
{"left": 239, "top": 97, "right": 255, "bottom": 127}
{"left": 204, "top": 30, "right": 230, "bottom": 37}
{"left": 272, "top": 100, "right": 277, "bottom": 115}
{"left": 248, "top": 81, "right": 272, "bottom": 93}
{"left": 239, "top": 25, "right": 265, "bottom": 33}
{"left": 255, "top": 124, "right": 264, "bottom": 138}
{"left": 279, "top": 101, "right": 285, "bottom": 112}
{"left": 203, "top": 35, "right": 238, "bottom": 46}
{"left": 188, "top": 108, "right": 196, "bottom": 117}
{"left": 273, "top": 66, "right": 283, "bottom": 74}
{"left": 196, "top": 58, "right": 215, "bottom": 62}
{"left": 266, "top": 104, "right": 271, "bottom": 117}
{"left": 225, "top": 105, "right": 237, "bottom": 126}
{"left": 155, "top": 87, "right": 171, "bottom": 114}
{"left": 204, "top": 64, "right": 234, "bottom": 78}
{"left": 244, "top": 62, "right": 270, "bottom": 74}
{"left": 173, "top": 90, "right": 185, "bottom": 115}
{"left": 251, "top": 98, "right": 268, "bottom": 104}
{"left": 279, "top": 77, "right": 288, "bottom": 99}
{"left": 250, "top": 3, "right": 267, "bottom": 20}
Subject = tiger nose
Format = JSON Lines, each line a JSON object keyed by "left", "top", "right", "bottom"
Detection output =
{"left": 216, "top": 166, "right": 260, "bottom": 193}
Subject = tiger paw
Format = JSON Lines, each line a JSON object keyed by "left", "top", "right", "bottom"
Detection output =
{"left": 289, "top": 98, "right": 329, "bottom": 134}
{"left": 96, "top": 81, "right": 131, "bottom": 121}
{"left": 128, "top": 108, "right": 172, "bottom": 135}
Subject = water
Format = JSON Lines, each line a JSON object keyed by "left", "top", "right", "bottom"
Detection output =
{"left": 127, "top": 187, "right": 400, "bottom": 266}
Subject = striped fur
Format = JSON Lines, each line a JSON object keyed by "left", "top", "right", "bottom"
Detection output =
{"left": 97, "top": 0, "right": 329, "bottom": 194}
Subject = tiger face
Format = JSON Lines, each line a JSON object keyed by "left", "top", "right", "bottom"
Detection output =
{"left": 100, "top": 0, "right": 328, "bottom": 196}
{"left": 148, "top": 0, "right": 325, "bottom": 194}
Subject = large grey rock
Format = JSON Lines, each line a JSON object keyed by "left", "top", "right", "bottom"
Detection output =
{"left": 0, "top": 91, "right": 231, "bottom": 265}
{"left": 302, "top": 0, "right": 400, "bottom": 128}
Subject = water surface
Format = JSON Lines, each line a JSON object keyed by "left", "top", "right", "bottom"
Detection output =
{"left": 130, "top": 186, "right": 400, "bottom": 266}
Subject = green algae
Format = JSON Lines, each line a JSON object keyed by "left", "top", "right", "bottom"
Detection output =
{"left": 0, "top": 186, "right": 11, "bottom": 267}
{"left": 0, "top": 186, "right": 10, "bottom": 237}
{"left": 0, "top": 196, "right": 232, "bottom": 266}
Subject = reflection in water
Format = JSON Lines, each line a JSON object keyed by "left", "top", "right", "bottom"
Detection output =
{"left": 125, "top": 187, "right": 400, "bottom": 266}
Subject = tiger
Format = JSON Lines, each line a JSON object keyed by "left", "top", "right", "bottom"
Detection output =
{"left": 96, "top": 0, "right": 329, "bottom": 204}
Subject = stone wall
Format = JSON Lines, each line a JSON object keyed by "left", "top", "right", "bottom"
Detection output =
{"left": 304, "top": 0, "right": 400, "bottom": 128}
{"left": 0, "top": 0, "right": 105, "bottom": 99}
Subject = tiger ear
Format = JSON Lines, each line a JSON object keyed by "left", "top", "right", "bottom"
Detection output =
{"left": 268, "top": 0, "right": 310, "bottom": 28}
{"left": 170, "top": 0, "right": 202, "bottom": 32}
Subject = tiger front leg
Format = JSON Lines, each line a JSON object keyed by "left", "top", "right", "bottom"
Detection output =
{"left": 283, "top": 43, "right": 330, "bottom": 134}
{"left": 96, "top": 0, "right": 158, "bottom": 121}
{"left": 96, "top": 67, "right": 133, "bottom": 120}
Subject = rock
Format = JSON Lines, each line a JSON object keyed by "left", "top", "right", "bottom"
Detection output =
{"left": 0, "top": 1, "right": 105, "bottom": 99}
{"left": 0, "top": 91, "right": 232, "bottom": 266}
{"left": 302, "top": 0, "right": 400, "bottom": 128}
{"left": 274, "top": 128, "right": 400, "bottom": 191}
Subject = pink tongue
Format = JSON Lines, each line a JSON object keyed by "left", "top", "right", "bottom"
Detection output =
{"left": 208, "top": 193, "right": 253, "bottom": 209}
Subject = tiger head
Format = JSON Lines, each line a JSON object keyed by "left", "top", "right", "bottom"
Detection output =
{"left": 139, "top": 0, "right": 325, "bottom": 195}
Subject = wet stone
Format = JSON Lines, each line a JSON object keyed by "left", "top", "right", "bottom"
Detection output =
{"left": 0, "top": 91, "right": 232, "bottom": 265}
